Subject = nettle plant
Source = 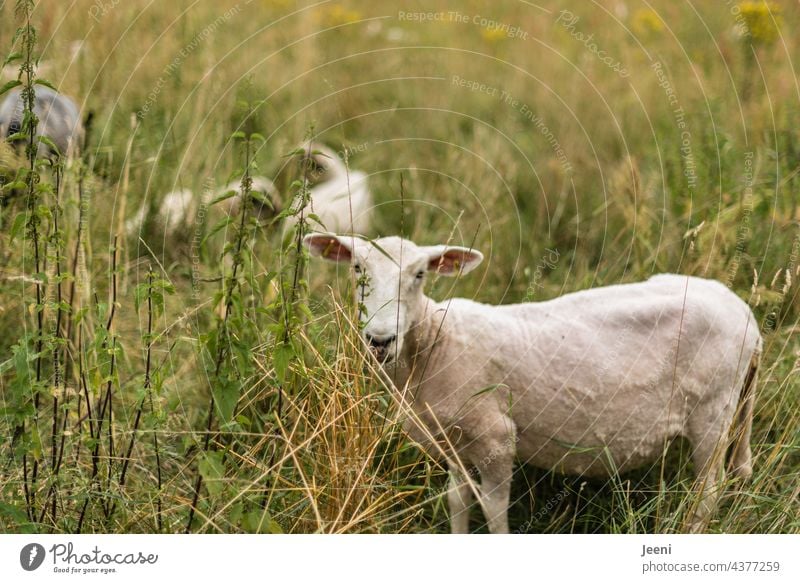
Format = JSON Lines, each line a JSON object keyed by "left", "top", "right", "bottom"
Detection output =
{"left": 0, "top": 1, "right": 178, "bottom": 533}
{"left": 1, "top": 0, "right": 72, "bottom": 528}
{"left": 185, "top": 112, "right": 319, "bottom": 532}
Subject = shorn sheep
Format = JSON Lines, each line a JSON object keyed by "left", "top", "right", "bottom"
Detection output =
{"left": 125, "top": 177, "right": 280, "bottom": 237}
{"left": 293, "top": 142, "right": 373, "bottom": 235}
{"left": 124, "top": 143, "right": 373, "bottom": 238}
{"left": 305, "top": 233, "right": 762, "bottom": 533}
{"left": 0, "top": 86, "right": 84, "bottom": 158}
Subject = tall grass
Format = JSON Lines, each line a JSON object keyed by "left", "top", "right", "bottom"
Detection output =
{"left": 0, "top": 0, "right": 797, "bottom": 533}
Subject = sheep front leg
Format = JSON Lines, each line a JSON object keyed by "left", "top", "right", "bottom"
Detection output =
{"left": 475, "top": 420, "right": 516, "bottom": 534}
{"left": 447, "top": 463, "right": 474, "bottom": 534}
{"left": 478, "top": 468, "right": 512, "bottom": 534}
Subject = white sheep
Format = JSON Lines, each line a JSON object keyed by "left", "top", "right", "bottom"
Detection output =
{"left": 304, "top": 233, "right": 762, "bottom": 533}
{"left": 290, "top": 142, "right": 373, "bottom": 235}
{"left": 125, "top": 177, "right": 280, "bottom": 237}
{"left": 0, "top": 86, "right": 84, "bottom": 158}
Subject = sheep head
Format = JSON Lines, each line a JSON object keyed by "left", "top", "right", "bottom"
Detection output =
{"left": 304, "top": 233, "right": 483, "bottom": 364}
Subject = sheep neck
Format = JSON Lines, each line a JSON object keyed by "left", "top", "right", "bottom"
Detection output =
{"left": 382, "top": 296, "right": 447, "bottom": 394}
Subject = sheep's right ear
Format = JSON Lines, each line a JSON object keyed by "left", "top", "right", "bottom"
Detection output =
{"left": 303, "top": 233, "right": 354, "bottom": 262}
{"left": 425, "top": 245, "right": 484, "bottom": 276}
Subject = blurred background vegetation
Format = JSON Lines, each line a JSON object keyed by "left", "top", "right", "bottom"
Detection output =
{"left": 0, "top": 0, "right": 797, "bottom": 533}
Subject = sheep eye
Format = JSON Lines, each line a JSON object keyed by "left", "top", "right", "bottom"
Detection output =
{"left": 415, "top": 270, "right": 425, "bottom": 281}
{"left": 353, "top": 264, "right": 362, "bottom": 274}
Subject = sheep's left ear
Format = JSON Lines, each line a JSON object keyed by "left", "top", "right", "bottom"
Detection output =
{"left": 425, "top": 246, "right": 484, "bottom": 276}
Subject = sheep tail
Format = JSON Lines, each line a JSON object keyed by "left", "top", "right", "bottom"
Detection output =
{"left": 727, "top": 350, "right": 759, "bottom": 480}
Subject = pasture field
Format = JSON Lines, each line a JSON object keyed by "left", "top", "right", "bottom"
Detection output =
{"left": 0, "top": 0, "right": 797, "bottom": 533}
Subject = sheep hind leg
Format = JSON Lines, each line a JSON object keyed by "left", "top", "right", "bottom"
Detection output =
{"left": 447, "top": 463, "right": 474, "bottom": 534}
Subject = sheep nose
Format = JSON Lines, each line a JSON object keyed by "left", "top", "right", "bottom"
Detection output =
{"left": 365, "top": 333, "right": 396, "bottom": 349}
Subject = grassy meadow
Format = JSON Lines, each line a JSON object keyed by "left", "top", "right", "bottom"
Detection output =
{"left": 0, "top": 0, "right": 798, "bottom": 533}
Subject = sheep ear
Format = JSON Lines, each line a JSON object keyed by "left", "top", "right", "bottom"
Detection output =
{"left": 425, "top": 246, "right": 484, "bottom": 276}
{"left": 303, "top": 233, "right": 354, "bottom": 262}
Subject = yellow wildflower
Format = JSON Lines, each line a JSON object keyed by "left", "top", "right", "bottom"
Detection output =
{"left": 631, "top": 8, "right": 664, "bottom": 37}
{"left": 320, "top": 4, "right": 363, "bottom": 27}
{"left": 481, "top": 27, "right": 508, "bottom": 43}
{"left": 737, "top": 1, "right": 782, "bottom": 45}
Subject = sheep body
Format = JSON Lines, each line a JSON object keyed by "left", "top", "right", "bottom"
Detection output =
{"left": 302, "top": 168, "right": 372, "bottom": 234}
{"left": 0, "top": 86, "right": 83, "bottom": 158}
{"left": 291, "top": 142, "right": 373, "bottom": 234}
{"left": 408, "top": 275, "right": 759, "bottom": 477}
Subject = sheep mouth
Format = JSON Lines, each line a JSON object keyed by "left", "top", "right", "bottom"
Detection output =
{"left": 369, "top": 346, "right": 396, "bottom": 364}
